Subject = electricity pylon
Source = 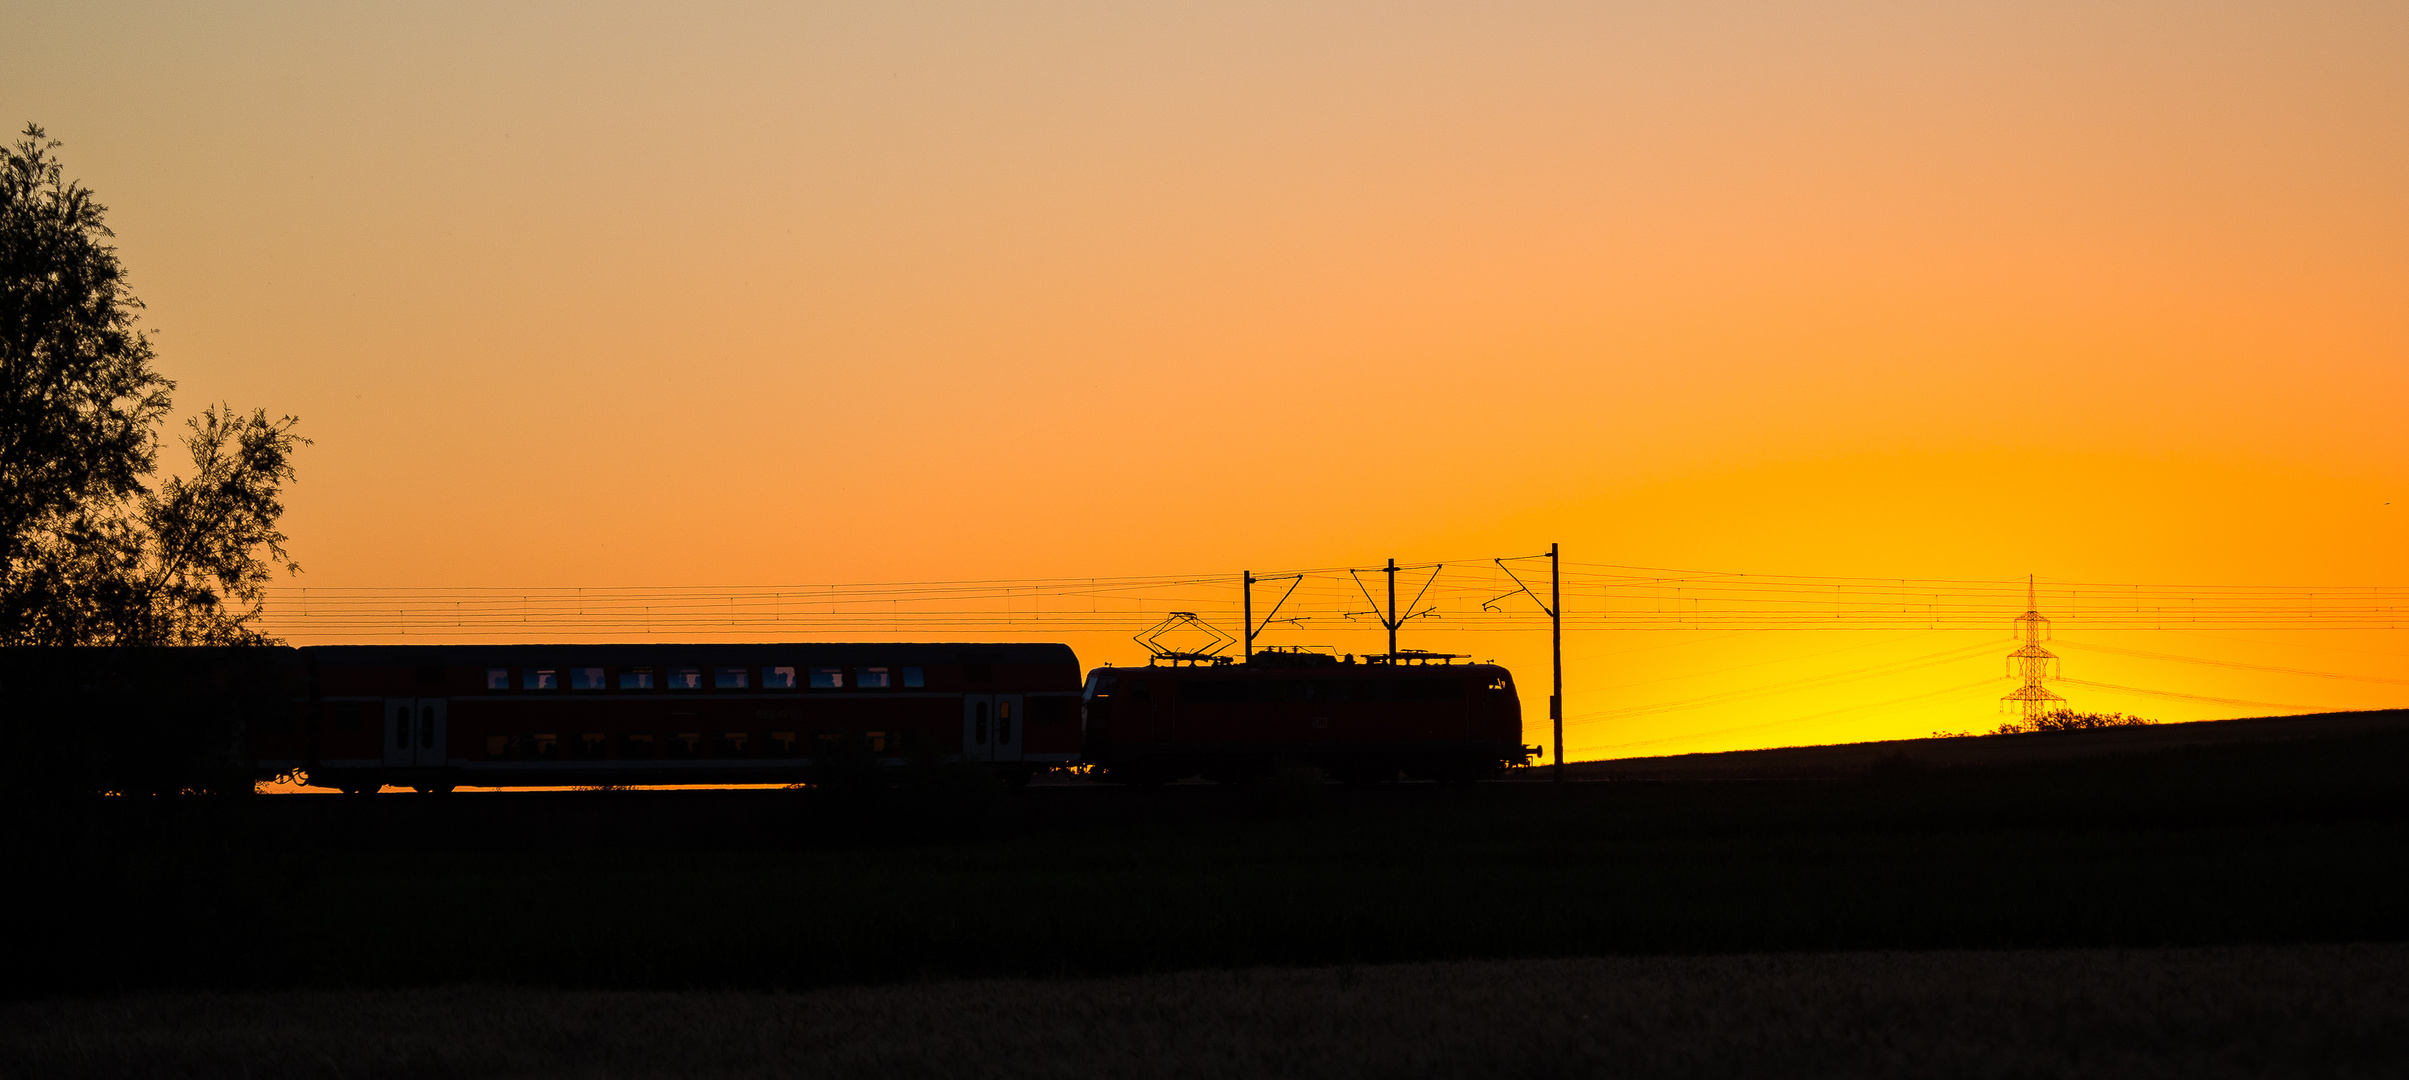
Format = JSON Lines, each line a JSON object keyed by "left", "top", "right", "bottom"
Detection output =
{"left": 2000, "top": 574, "right": 2065, "bottom": 724}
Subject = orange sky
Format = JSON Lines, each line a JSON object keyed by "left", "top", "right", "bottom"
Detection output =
{"left": 8, "top": 0, "right": 2403, "bottom": 757}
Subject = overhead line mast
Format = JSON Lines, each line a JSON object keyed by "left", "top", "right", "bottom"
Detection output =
{"left": 1551, "top": 542, "right": 1561, "bottom": 782}
{"left": 2001, "top": 574, "right": 2066, "bottom": 724}
{"left": 1386, "top": 558, "right": 1397, "bottom": 658}
{"left": 1492, "top": 543, "right": 1564, "bottom": 781}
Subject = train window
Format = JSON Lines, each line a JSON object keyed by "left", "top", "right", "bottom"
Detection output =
{"left": 486, "top": 668, "right": 509, "bottom": 691}
{"left": 620, "top": 668, "right": 656, "bottom": 690}
{"left": 866, "top": 731, "right": 887, "bottom": 753}
{"left": 530, "top": 734, "right": 559, "bottom": 760}
{"left": 716, "top": 732, "right": 750, "bottom": 757}
{"left": 523, "top": 668, "right": 559, "bottom": 691}
{"left": 997, "top": 701, "right": 1012, "bottom": 744}
{"left": 858, "top": 667, "right": 891, "bottom": 688}
{"left": 810, "top": 667, "right": 843, "bottom": 689}
{"left": 486, "top": 735, "right": 510, "bottom": 759}
{"left": 902, "top": 666, "right": 925, "bottom": 688}
{"left": 570, "top": 667, "right": 605, "bottom": 690}
{"left": 579, "top": 733, "right": 606, "bottom": 758}
{"left": 668, "top": 667, "right": 702, "bottom": 690}
{"left": 714, "top": 667, "right": 749, "bottom": 689}
{"left": 769, "top": 731, "right": 798, "bottom": 756}
{"left": 621, "top": 733, "right": 656, "bottom": 759}
{"left": 671, "top": 732, "right": 701, "bottom": 758}
{"left": 763, "top": 666, "right": 797, "bottom": 689}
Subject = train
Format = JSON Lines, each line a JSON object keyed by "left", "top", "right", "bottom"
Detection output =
{"left": 1081, "top": 648, "right": 1530, "bottom": 785}
{"left": 2, "top": 642, "right": 1534, "bottom": 793}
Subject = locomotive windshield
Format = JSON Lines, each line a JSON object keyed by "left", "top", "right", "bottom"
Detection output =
{"left": 1081, "top": 673, "right": 1116, "bottom": 731}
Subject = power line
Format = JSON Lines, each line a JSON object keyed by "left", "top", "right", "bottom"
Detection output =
{"left": 2055, "top": 678, "right": 2315, "bottom": 712}
{"left": 1567, "top": 640, "right": 2003, "bottom": 725}
{"left": 259, "top": 564, "right": 2409, "bottom": 638}
{"left": 1591, "top": 677, "right": 2004, "bottom": 753}
{"left": 1583, "top": 631, "right": 1945, "bottom": 693}
{"left": 2054, "top": 639, "right": 2409, "bottom": 686}
{"left": 243, "top": 561, "right": 2406, "bottom": 753}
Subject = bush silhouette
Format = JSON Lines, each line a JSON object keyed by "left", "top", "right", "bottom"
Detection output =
{"left": 1993, "top": 710, "right": 2153, "bottom": 736}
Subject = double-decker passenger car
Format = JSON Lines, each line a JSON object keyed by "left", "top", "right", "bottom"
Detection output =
{"left": 5, "top": 641, "right": 1532, "bottom": 794}
{"left": 271, "top": 642, "right": 1082, "bottom": 792}
{"left": 1079, "top": 650, "right": 1531, "bottom": 784}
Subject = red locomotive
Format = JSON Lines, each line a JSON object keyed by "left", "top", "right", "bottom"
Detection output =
{"left": 1079, "top": 647, "right": 1531, "bottom": 785}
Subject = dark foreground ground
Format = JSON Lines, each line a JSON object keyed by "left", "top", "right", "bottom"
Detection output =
{"left": 9, "top": 714, "right": 2409, "bottom": 1076}
{"left": 10, "top": 716, "right": 2409, "bottom": 994}
{"left": 9, "top": 946, "right": 2407, "bottom": 1079}
{"left": 9, "top": 717, "right": 2409, "bottom": 1075}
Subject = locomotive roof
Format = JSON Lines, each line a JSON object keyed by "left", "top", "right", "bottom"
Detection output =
{"left": 1095, "top": 660, "right": 1507, "bottom": 675}
{"left": 301, "top": 642, "right": 1078, "bottom": 668}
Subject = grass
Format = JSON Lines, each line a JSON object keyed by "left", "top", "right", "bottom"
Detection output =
{"left": 7, "top": 945, "right": 2408, "bottom": 1078}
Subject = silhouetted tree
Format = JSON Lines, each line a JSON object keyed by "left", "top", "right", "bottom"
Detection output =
{"left": 2, "top": 124, "right": 304, "bottom": 645}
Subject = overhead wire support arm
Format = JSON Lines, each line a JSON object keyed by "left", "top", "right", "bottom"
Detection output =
{"left": 1344, "top": 558, "right": 1448, "bottom": 661}
{"left": 1491, "top": 556, "right": 1556, "bottom": 618}
{"left": 1400, "top": 563, "right": 1445, "bottom": 626}
{"left": 1242, "top": 570, "right": 1304, "bottom": 660}
{"left": 1349, "top": 568, "right": 1393, "bottom": 630}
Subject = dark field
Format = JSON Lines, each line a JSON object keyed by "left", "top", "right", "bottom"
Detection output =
{"left": 11, "top": 719, "right": 2409, "bottom": 996}
{"left": 10, "top": 945, "right": 2409, "bottom": 1079}
{"left": 1543, "top": 708, "right": 2409, "bottom": 780}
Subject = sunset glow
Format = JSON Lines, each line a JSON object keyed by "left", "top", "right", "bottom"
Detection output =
{"left": 10, "top": 0, "right": 2402, "bottom": 759}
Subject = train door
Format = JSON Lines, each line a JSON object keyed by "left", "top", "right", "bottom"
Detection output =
{"left": 962, "top": 695, "right": 994, "bottom": 762}
{"left": 412, "top": 698, "right": 448, "bottom": 766}
{"left": 962, "top": 695, "right": 1024, "bottom": 763}
{"left": 383, "top": 698, "right": 415, "bottom": 768}
{"left": 1124, "top": 678, "right": 1155, "bottom": 744}
{"left": 384, "top": 698, "right": 448, "bottom": 767}
{"left": 991, "top": 694, "right": 1023, "bottom": 762}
